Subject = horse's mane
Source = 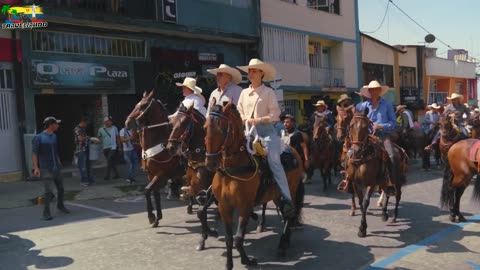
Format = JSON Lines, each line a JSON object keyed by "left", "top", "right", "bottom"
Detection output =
{"left": 178, "top": 104, "right": 206, "bottom": 123}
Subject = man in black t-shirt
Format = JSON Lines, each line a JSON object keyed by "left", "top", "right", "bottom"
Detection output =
{"left": 281, "top": 115, "right": 310, "bottom": 171}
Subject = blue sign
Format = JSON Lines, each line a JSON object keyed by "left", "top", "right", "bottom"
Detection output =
{"left": 30, "top": 60, "right": 130, "bottom": 88}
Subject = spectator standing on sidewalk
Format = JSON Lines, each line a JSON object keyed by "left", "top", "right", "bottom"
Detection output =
{"left": 120, "top": 125, "right": 139, "bottom": 183}
{"left": 32, "top": 116, "right": 70, "bottom": 220}
{"left": 97, "top": 116, "right": 120, "bottom": 180}
{"left": 74, "top": 117, "right": 94, "bottom": 186}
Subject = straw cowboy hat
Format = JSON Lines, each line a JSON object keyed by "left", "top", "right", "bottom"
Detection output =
{"left": 396, "top": 104, "right": 407, "bottom": 114}
{"left": 237, "top": 58, "right": 277, "bottom": 82}
{"left": 358, "top": 80, "right": 389, "bottom": 99}
{"left": 207, "top": 64, "right": 242, "bottom": 84}
{"left": 337, "top": 94, "right": 351, "bottom": 104}
{"left": 176, "top": 77, "right": 206, "bottom": 104}
{"left": 430, "top": 103, "right": 441, "bottom": 110}
{"left": 313, "top": 100, "right": 328, "bottom": 108}
{"left": 446, "top": 93, "right": 463, "bottom": 101}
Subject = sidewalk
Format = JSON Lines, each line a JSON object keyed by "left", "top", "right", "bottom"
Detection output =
{"left": 0, "top": 163, "right": 149, "bottom": 209}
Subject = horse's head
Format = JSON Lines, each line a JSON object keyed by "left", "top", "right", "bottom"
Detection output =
{"left": 204, "top": 100, "right": 243, "bottom": 172}
{"left": 167, "top": 103, "right": 205, "bottom": 157}
{"left": 440, "top": 113, "right": 457, "bottom": 134}
{"left": 349, "top": 107, "right": 371, "bottom": 153}
{"left": 312, "top": 113, "right": 328, "bottom": 141}
{"left": 125, "top": 89, "right": 169, "bottom": 131}
{"left": 336, "top": 105, "right": 354, "bottom": 141}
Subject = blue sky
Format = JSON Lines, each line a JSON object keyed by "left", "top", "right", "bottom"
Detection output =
{"left": 359, "top": 0, "right": 479, "bottom": 59}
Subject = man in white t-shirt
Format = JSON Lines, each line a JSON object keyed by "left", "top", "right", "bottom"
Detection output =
{"left": 120, "top": 126, "right": 139, "bottom": 183}
{"left": 97, "top": 116, "right": 120, "bottom": 180}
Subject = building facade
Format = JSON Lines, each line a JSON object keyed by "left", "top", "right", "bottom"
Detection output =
{"left": 12, "top": 0, "right": 259, "bottom": 178}
{"left": 260, "top": 0, "right": 361, "bottom": 119}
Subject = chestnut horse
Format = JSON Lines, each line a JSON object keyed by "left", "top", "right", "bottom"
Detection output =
{"left": 347, "top": 108, "right": 407, "bottom": 237}
{"left": 166, "top": 104, "right": 218, "bottom": 251}
{"left": 312, "top": 113, "right": 335, "bottom": 191}
{"left": 125, "top": 90, "right": 184, "bottom": 227}
{"left": 204, "top": 102, "right": 304, "bottom": 270}
{"left": 441, "top": 139, "right": 480, "bottom": 222}
{"left": 335, "top": 105, "right": 358, "bottom": 216}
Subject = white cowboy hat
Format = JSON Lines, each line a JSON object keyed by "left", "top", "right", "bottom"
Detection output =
{"left": 237, "top": 58, "right": 277, "bottom": 82}
{"left": 337, "top": 94, "right": 351, "bottom": 104}
{"left": 359, "top": 80, "right": 389, "bottom": 99}
{"left": 446, "top": 93, "right": 463, "bottom": 101}
{"left": 475, "top": 108, "right": 480, "bottom": 113}
{"left": 430, "top": 103, "right": 441, "bottom": 109}
{"left": 207, "top": 64, "right": 242, "bottom": 84}
{"left": 176, "top": 77, "right": 202, "bottom": 95}
{"left": 396, "top": 104, "right": 407, "bottom": 113}
{"left": 313, "top": 100, "right": 328, "bottom": 108}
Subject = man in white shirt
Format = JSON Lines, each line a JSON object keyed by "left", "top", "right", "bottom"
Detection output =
{"left": 206, "top": 64, "right": 243, "bottom": 114}
{"left": 170, "top": 77, "right": 207, "bottom": 118}
{"left": 97, "top": 116, "right": 120, "bottom": 180}
{"left": 120, "top": 126, "right": 138, "bottom": 183}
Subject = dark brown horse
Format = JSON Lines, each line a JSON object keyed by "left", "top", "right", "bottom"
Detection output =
{"left": 347, "top": 108, "right": 407, "bottom": 237}
{"left": 125, "top": 90, "right": 184, "bottom": 227}
{"left": 312, "top": 113, "right": 336, "bottom": 191}
{"left": 204, "top": 102, "right": 305, "bottom": 270}
{"left": 335, "top": 105, "right": 358, "bottom": 216}
{"left": 166, "top": 104, "right": 218, "bottom": 251}
{"left": 441, "top": 139, "right": 480, "bottom": 222}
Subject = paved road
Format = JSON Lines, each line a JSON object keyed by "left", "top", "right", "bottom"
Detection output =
{"left": 1, "top": 160, "right": 479, "bottom": 270}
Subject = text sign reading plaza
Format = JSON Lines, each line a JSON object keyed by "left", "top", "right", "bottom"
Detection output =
{"left": 1, "top": 4, "right": 48, "bottom": 29}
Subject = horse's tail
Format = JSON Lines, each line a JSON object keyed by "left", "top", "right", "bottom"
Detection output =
{"left": 473, "top": 174, "right": 480, "bottom": 203}
{"left": 294, "top": 181, "right": 305, "bottom": 224}
{"left": 440, "top": 161, "right": 454, "bottom": 210}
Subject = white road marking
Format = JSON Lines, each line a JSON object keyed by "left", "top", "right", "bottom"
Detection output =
{"left": 65, "top": 202, "right": 126, "bottom": 218}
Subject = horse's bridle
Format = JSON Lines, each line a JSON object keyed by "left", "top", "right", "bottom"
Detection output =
{"left": 205, "top": 111, "right": 234, "bottom": 158}
{"left": 127, "top": 98, "right": 170, "bottom": 131}
{"left": 349, "top": 115, "right": 372, "bottom": 146}
{"left": 168, "top": 111, "right": 195, "bottom": 144}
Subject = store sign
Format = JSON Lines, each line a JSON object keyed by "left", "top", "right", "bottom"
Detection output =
{"left": 400, "top": 87, "right": 419, "bottom": 104}
{"left": 198, "top": 53, "right": 217, "bottom": 62}
{"left": 30, "top": 60, "right": 130, "bottom": 88}
{"left": 173, "top": 71, "right": 196, "bottom": 79}
{"left": 162, "top": 0, "right": 177, "bottom": 24}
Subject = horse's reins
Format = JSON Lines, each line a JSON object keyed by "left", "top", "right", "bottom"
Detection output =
{"left": 168, "top": 110, "right": 206, "bottom": 161}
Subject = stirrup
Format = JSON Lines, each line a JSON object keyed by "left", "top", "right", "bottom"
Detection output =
{"left": 337, "top": 179, "right": 349, "bottom": 193}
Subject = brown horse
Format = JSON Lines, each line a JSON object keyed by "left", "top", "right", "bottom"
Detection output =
{"left": 166, "top": 104, "right": 218, "bottom": 251}
{"left": 437, "top": 113, "right": 466, "bottom": 160}
{"left": 125, "top": 90, "right": 184, "bottom": 228}
{"left": 312, "top": 113, "right": 335, "bottom": 191}
{"left": 470, "top": 118, "right": 480, "bottom": 139}
{"left": 335, "top": 105, "right": 358, "bottom": 216}
{"left": 204, "top": 102, "right": 305, "bottom": 270}
{"left": 347, "top": 108, "right": 407, "bottom": 237}
{"left": 441, "top": 139, "right": 480, "bottom": 222}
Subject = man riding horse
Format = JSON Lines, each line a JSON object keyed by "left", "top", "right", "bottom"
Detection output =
{"left": 425, "top": 93, "right": 469, "bottom": 151}
{"left": 339, "top": 80, "right": 396, "bottom": 195}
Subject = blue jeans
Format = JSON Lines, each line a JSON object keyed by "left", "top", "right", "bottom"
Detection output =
{"left": 254, "top": 123, "right": 292, "bottom": 201}
{"left": 123, "top": 150, "right": 138, "bottom": 179}
{"left": 76, "top": 151, "right": 93, "bottom": 183}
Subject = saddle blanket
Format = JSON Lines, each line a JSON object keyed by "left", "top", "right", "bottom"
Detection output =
{"left": 469, "top": 140, "right": 480, "bottom": 163}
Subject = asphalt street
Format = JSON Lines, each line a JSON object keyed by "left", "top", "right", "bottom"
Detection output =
{"left": 1, "top": 160, "right": 479, "bottom": 270}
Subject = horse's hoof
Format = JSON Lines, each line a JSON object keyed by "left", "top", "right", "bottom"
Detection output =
{"left": 391, "top": 218, "right": 397, "bottom": 223}
{"left": 382, "top": 214, "right": 389, "bottom": 222}
{"left": 357, "top": 230, "right": 367, "bottom": 238}
{"left": 152, "top": 218, "right": 160, "bottom": 228}
{"left": 256, "top": 225, "right": 266, "bottom": 233}
{"left": 148, "top": 214, "right": 156, "bottom": 225}
{"left": 208, "top": 228, "right": 218, "bottom": 237}
{"left": 449, "top": 215, "right": 456, "bottom": 223}
{"left": 377, "top": 202, "right": 383, "bottom": 208}
{"left": 350, "top": 211, "right": 355, "bottom": 217}
{"left": 241, "top": 258, "right": 257, "bottom": 266}
{"left": 458, "top": 216, "right": 467, "bottom": 223}
{"left": 187, "top": 207, "right": 193, "bottom": 215}
{"left": 196, "top": 242, "right": 205, "bottom": 251}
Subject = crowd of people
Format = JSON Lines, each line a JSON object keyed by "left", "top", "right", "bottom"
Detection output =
{"left": 31, "top": 56, "right": 480, "bottom": 221}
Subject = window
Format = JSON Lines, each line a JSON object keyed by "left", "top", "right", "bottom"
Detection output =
{"left": 263, "top": 27, "right": 307, "bottom": 65}
{"left": 307, "top": 0, "right": 340, "bottom": 15}
{"left": 0, "top": 68, "right": 14, "bottom": 90}
{"left": 31, "top": 30, "right": 146, "bottom": 58}
{"left": 308, "top": 41, "right": 321, "bottom": 68}
{"left": 362, "top": 63, "right": 394, "bottom": 87}
{"left": 281, "top": 0, "right": 297, "bottom": 3}
{"left": 399, "top": 66, "right": 416, "bottom": 88}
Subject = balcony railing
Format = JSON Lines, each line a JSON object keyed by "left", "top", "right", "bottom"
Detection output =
{"left": 37, "top": 0, "right": 156, "bottom": 19}
{"left": 428, "top": 91, "right": 448, "bottom": 105}
{"left": 311, "top": 67, "right": 344, "bottom": 87}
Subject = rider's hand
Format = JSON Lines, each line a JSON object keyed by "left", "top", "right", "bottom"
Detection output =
{"left": 33, "top": 167, "right": 40, "bottom": 177}
{"left": 373, "top": 125, "right": 383, "bottom": 130}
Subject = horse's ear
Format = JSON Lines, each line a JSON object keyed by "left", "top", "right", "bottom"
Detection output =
{"left": 223, "top": 100, "right": 234, "bottom": 112}
{"left": 336, "top": 105, "right": 341, "bottom": 112}
{"left": 143, "top": 91, "right": 147, "bottom": 98}
{"left": 147, "top": 88, "right": 155, "bottom": 99}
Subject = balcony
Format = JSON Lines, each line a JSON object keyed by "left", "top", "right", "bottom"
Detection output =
{"left": 37, "top": 0, "right": 156, "bottom": 20}
{"left": 311, "top": 67, "right": 344, "bottom": 87}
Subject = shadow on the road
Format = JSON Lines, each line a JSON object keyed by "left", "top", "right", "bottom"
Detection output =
{"left": 0, "top": 234, "right": 73, "bottom": 270}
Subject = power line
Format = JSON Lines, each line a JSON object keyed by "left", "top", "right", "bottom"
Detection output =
{"left": 363, "top": 1, "right": 390, "bottom": 34}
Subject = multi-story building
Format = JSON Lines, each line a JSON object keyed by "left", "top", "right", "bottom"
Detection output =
{"left": 260, "top": 0, "right": 361, "bottom": 118}
{"left": 8, "top": 0, "right": 260, "bottom": 178}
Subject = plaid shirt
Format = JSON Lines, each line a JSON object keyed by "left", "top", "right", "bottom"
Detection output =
{"left": 74, "top": 125, "right": 88, "bottom": 153}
